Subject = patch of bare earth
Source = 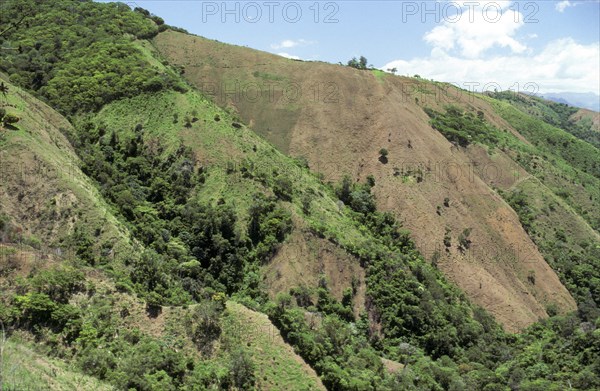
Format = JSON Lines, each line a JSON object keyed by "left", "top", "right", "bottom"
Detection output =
{"left": 265, "top": 228, "right": 366, "bottom": 316}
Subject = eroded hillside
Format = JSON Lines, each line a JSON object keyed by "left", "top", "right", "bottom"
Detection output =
{"left": 153, "top": 30, "right": 591, "bottom": 331}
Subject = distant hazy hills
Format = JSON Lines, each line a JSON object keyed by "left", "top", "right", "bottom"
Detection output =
{"left": 542, "top": 92, "right": 600, "bottom": 112}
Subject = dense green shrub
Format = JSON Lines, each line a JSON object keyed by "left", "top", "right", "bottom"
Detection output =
{"left": 425, "top": 106, "right": 500, "bottom": 147}
{"left": 0, "top": 0, "right": 183, "bottom": 115}
{"left": 248, "top": 193, "right": 293, "bottom": 263}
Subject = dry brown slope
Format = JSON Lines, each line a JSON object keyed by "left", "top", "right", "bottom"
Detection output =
{"left": 154, "top": 31, "right": 576, "bottom": 331}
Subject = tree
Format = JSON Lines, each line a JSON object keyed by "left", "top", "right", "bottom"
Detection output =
{"left": 1, "top": 113, "right": 20, "bottom": 126}
{"left": 0, "top": 0, "right": 38, "bottom": 38}
{"left": 458, "top": 228, "right": 472, "bottom": 252}
{"left": 347, "top": 56, "right": 368, "bottom": 70}
{"left": 379, "top": 148, "right": 389, "bottom": 164}
{"left": 229, "top": 349, "right": 255, "bottom": 389}
{"left": 273, "top": 175, "right": 293, "bottom": 201}
{"left": 359, "top": 56, "right": 368, "bottom": 69}
{"left": 188, "top": 301, "right": 223, "bottom": 356}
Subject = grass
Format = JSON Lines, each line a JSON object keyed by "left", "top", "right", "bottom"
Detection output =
{"left": 221, "top": 301, "right": 325, "bottom": 390}
{"left": 253, "top": 71, "right": 285, "bottom": 81}
{"left": 371, "top": 69, "right": 386, "bottom": 83}
{"left": 0, "top": 76, "right": 134, "bottom": 260}
{"left": 91, "top": 84, "right": 384, "bottom": 256}
{"left": 1, "top": 337, "right": 114, "bottom": 391}
{"left": 485, "top": 97, "right": 600, "bottom": 231}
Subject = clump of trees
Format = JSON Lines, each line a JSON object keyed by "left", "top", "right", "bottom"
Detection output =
{"left": 425, "top": 105, "right": 500, "bottom": 147}
{"left": 347, "top": 56, "right": 368, "bottom": 70}
{"left": 0, "top": 0, "right": 186, "bottom": 115}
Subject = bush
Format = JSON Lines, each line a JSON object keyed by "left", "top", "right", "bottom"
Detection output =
{"left": 425, "top": 106, "right": 499, "bottom": 147}
{"left": 187, "top": 300, "right": 223, "bottom": 356}
{"left": 2, "top": 113, "right": 20, "bottom": 125}
{"left": 229, "top": 349, "right": 256, "bottom": 389}
{"left": 14, "top": 292, "right": 57, "bottom": 325}
{"left": 458, "top": 228, "right": 472, "bottom": 251}
{"left": 379, "top": 148, "right": 389, "bottom": 164}
{"left": 248, "top": 194, "right": 292, "bottom": 263}
{"left": 273, "top": 175, "right": 293, "bottom": 201}
{"left": 30, "top": 265, "right": 85, "bottom": 303}
{"left": 347, "top": 56, "right": 368, "bottom": 70}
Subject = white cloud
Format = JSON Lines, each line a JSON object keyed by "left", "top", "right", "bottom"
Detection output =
{"left": 270, "top": 39, "right": 315, "bottom": 50}
{"left": 277, "top": 52, "right": 301, "bottom": 60}
{"left": 424, "top": 1, "right": 526, "bottom": 58}
{"left": 381, "top": 38, "right": 600, "bottom": 94}
{"left": 381, "top": 1, "right": 599, "bottom": 95}
{"left": 555, "top": 1, "right": 574, "bottom": 12}
{"left": 271, "top": 40, "right": 296, "bottom": 49}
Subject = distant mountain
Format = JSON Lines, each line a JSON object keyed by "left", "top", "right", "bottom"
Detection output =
{"left": 542, "top": 92, "right": 600, "bottom": 112}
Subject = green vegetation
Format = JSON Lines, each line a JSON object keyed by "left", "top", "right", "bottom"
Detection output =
{"left": 424, "top": 106, "right": 501, "bottom": 147}
{"left": 221, "top": 301, "right": 325, "bottom": 390}
{"left": 0, "top": 336, "right": 115, "bottom": 390}
{"left": 500, "top": 186, "right": 600, "bottom": 316}
{"left": 490, "top": 91, "right": 600, "bottom": 149}
{"left": 426, "top": 101, "right": 600, "bottom": 325}
{"left": 489, "top": 95, "right": 600, "bottom": 180}
{"left": 0, "top": 0, "right": 185, "bottom": 115}
{"left": 426, "top": 102, "right": 600, "bottom": 231}
{"left": 0, "top": 1, "right": 598, "bottom": 390}
{"left": 267, "top": 176, "right": 600, "bottom": 390}
{"left": 347, "top": 56, "right": 368, "bottom": 70}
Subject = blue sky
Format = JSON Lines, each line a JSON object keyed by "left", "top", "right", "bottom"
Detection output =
{"left": 98, "top": 1, "right": 600, "bottom": 95}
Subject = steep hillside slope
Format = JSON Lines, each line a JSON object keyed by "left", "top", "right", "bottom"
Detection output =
{"left": 0, "top": 74, "right": 134, "bottom": 263}
{"left": 154, "top": 31, "right": 580, "bottom": 331}
{"left": 0, "top": 18, "right": 327, "bottom": 391}
{"left": 1, "top": 335, "right": 114, "bottom": 391}
{"left": 0, "top": 4, "right": 505, "bottom": 387}
{"left": 1, "top": 1, "right": 598, "bottom": 389}
{"left": 571, "top": 109, "right": 600, "bottom": 133}
{"left": 221, "top": 301, "right": 326, "bottom": 390}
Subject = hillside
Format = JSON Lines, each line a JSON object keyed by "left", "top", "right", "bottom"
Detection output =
{"left": 153, "top": 30, "right": 591, "bottom": 331}
{"left": 1, "top": 334, "right": 114, "bottom": 391}
{"left": 0, "top": 73, "right": 135, "bottom": 260}
{"left": 0, "top": 1, "right": 599, "bottom": 390}
{"left": 221, "top": 301, "right": 326, "bottom": 390}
